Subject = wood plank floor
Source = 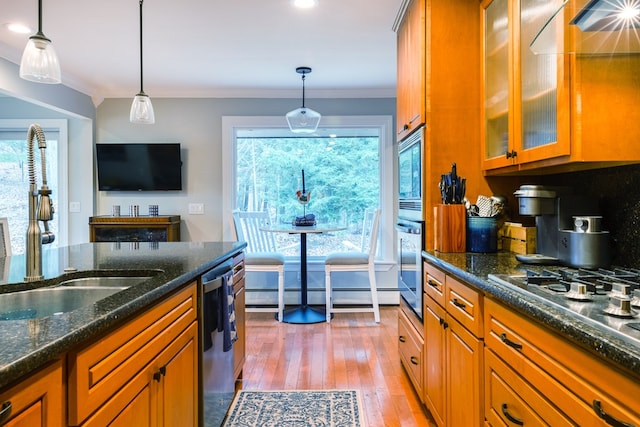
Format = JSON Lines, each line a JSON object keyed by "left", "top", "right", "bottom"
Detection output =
{"left": 240, "top": 307, "right": 436, "bottom": 426}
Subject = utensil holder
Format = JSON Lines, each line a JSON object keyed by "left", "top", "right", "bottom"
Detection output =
{"left": 434, "top": 204, "right": 466, "bottom": 252}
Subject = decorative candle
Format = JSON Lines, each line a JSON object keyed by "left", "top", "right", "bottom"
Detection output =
{"left": 302, "top": 169, "right": 306, "bottom": 193}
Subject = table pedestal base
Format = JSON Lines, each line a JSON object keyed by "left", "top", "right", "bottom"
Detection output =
{"left": 278, "top": 305, "right": 329, "bottom": 324}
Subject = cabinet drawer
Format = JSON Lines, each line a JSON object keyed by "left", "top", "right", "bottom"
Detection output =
{"left": 398, "top": 309, "right": 424, "bottom": 398}
{"left": 424, "top": 262, "right": 446, "bottom": 307}
{"left": 485, "top": 298, "right": 640, "bottom": 425}
{"left": 68, "top": 283, "right": 197, "bottom": 425}
{"left": 485, "top": 349, "right": 573, "bottom": 426}
{"left": 446, "top": 275, "right": 482, "bottom": 337}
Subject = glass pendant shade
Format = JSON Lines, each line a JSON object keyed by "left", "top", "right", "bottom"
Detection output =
{"left": 130, "top": 93, "right": 155, "bottom": 124}
{"left": 286, "top": 107, "right": 321, "bottom": 133}
{"left": 20, "top": 34, "right": 61, "bottom": 84}
{"left": 286, "top": 66, "right": 321, "bottom": 133}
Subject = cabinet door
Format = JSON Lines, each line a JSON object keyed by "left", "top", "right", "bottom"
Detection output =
{"left": 424, "top": 296, "right": 446, "bottom": 427}
{"left": 516, "top": 0, "right": 569, "bottom": 165}
{"left": 0, "top": 361, "right": 63, "bottom": 427}
{"left": 482, "top": 0, "right": 512, "bottom": 169}
{"left": 446, "top": 316, "right": 484, "bottom": 427}
{"left": 396, "top": 0, "right": 426, "bottom": 140}
{"left": 158, "top": 322, "right": 198, "bottom": 427}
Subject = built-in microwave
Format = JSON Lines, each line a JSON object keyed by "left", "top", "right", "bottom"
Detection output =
{"left": 398, "top": 126, "right": 423, "bottom": 221}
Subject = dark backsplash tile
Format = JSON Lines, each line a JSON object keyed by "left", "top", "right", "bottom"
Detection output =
{"left": 541, "top": 164, "right": 640, "bottom": 268}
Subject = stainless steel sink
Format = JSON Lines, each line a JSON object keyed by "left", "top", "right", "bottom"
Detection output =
{"left": 0, "top": 275, "right": 154, "bottom": 320}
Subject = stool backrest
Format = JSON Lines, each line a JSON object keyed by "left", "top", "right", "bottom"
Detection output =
{"left": 231, "top": 210, "right": 278, "bottom": 253}
{"left": 361, "top": 208, "right": 381, "bottom": 263}
{"left": 0, "top": 218, "right": 10, "bottom": 257}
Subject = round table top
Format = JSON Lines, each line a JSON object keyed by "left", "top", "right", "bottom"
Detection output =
{"left": 260, "top": 223, "right": 346, "bottom": 234}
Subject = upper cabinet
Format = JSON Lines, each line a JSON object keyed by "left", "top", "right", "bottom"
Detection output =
{"left": 482, "top": 0, "right": 640, "bottom": 174}
{"left": 396, "top": 0, "right": 426, "bottom": 141}
{"left": 482, "top": 0, "right": 570, "bottom": 172}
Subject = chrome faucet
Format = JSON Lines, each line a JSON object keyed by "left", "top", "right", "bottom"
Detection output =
{"left": 25, "top": 124, "right": 55, "bottom": 282}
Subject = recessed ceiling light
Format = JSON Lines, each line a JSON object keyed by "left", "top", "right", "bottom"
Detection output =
{"left": 293, "top": 0, "right": 318, "bottom": 9}
{"left": 6, "top": 23, "right": 32, "bottom": 34}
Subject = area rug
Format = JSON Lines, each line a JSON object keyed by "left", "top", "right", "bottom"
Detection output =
{"left": 221, "top": 389, "right": 366, "bottom": 427}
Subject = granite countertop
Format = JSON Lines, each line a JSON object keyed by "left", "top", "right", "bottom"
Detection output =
{"left": 0, "top": 241, "right": 246, "bottom": 390}
{"left": 422, "top": 250, "right": 640, "bottom": 378}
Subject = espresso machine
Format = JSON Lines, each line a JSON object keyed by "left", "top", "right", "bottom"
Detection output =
{"left": 513, "top": 185, "right": 611, "bottom": 269}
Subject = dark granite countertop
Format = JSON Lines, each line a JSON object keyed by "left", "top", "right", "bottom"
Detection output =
{"left": 0, "top": 241, "right": 246, "bottom": 390}
{"left": 422, "top": 250, "right": 640, "bottom": 378}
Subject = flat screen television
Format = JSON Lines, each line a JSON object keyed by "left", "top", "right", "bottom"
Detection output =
{"left": 96, "top": 143, "right": 183, "bottom": 191}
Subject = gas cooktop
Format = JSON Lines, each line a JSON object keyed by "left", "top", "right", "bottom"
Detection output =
{"left": 488, "top": 267, "right": 640, "bottom": 347}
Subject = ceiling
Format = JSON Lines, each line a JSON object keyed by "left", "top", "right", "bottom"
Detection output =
{"left": 0, "top": 0, "right": 402, "bottom": 103}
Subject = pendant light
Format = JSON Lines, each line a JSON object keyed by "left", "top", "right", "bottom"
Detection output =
{"left": 286, "top": 67, "right": 321, "bottom": 133}
{"left": 19, "top": 0, "right": 61, "bottom": 84}
{"left": 130, "top": 0, "right": 155, "bottom": 124}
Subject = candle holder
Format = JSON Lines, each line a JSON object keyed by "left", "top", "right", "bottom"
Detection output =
{"left": 294, "top": 169, "right": 316, "bottom": 226}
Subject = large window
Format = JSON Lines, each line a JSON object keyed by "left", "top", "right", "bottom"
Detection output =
{"left": 223, "top": 116, "right": 394, "bottom": 261}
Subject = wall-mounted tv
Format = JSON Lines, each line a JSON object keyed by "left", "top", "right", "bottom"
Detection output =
{"left": 96, "top": 143, "right": 183, "bottom": 191}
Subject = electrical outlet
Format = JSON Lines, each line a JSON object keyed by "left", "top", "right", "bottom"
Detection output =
{"left": 69, "top": 202, "right": 81, "bottom": 213}
{"left": 188, "top": 203, "right": 204, "bottom": 215}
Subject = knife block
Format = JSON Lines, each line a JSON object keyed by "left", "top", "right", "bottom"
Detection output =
{"left": 434, "top": 204, "right": 466, "bottom": 252}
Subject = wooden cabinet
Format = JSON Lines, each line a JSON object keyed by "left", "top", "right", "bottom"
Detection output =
{"left": 482, "top": 0, "right": 640, "bottom": 174}
{"left": 67, "top": 283, "right": 198, "bottom": 426}
{"left": 0, "top": 360, "right": 64, "bottom": 427}
{"left": 396, "top": 0, "right": 426, "bottom": 141}
{"left": 398, "top": 305, "right": 424, "bottom": 400}
{"left": 481, "top": 0, "right": 570, "bottom": 171}
{"left": 89, "top": 215, "right": 181, "bottom": 242}
{"left": 395, "top": 0, "right": 489, "bottom": 249}
{"left": 232, "top": 252, "right": 246, "bottom": 380}
{"left": 485, "top": 297, "right": 640, "bottom": 425}
{"left": 423, "top": 262, "right": 484, "bottom": 427}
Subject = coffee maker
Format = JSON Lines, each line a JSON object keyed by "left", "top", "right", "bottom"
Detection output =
{"left": 513, "top": 185, "right": 611, "bottom": 269}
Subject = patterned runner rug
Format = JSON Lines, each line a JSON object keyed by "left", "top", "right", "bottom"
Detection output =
{"left": 221, "top": 389, "right": 366, "bottom": 427}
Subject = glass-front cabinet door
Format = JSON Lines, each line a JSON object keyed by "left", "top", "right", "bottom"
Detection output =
{"left": 482, "top": 0, "right": 570, "bottom": 171}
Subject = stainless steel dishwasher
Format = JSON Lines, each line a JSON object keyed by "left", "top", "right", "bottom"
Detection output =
{"left": 200, "top": 259, "right": 236, "bottom": 427}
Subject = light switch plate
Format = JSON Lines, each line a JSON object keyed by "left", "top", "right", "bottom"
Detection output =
{"left": 188, "top": 203, "right": 204, "bottom": 215}
{"left": 69, "top": 202, "right": 80, "bottom": 212}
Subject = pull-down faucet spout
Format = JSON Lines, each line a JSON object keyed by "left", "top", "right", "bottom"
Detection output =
{"left": 25, "top": 124, "right": 55, "bottom": 282}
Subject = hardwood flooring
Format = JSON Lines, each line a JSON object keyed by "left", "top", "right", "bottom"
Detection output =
{"left": 241, "top": 307, "right": 436, "bottom": 426}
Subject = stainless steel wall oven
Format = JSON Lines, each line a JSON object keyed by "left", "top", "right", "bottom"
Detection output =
{"left": 396, "top": 218, "right": 424, "bottom": 320}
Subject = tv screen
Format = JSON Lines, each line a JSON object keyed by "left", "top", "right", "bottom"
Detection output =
{"left": 96, "top": 143, "right": 183, "bottom": 191}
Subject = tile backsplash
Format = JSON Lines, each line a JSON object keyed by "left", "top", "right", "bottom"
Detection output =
{"left": 540, "top": 163, "right": 640, "bottom": 268}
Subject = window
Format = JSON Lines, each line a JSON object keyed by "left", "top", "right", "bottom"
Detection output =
{"left": 0, "top": 120, "right": 68, "bottom": 255}
{"left": 222, "top": 116, "right": 393, "bottom": 261}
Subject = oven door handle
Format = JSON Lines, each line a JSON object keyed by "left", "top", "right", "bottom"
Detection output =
{"left": 395, "top": 223, "right": 421, "bottom": 234}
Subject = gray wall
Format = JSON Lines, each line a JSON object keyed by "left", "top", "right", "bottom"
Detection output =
{"left": 96, "top": 97, "right": 397, "bottom": 242}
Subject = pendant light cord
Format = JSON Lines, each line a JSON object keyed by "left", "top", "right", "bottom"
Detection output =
{"left": 138, "top": 0, "right": 144, "bottom": 95}
{"left": 37, "top": 0, "right": 43, "bottom": 35}
{"left": 301, "top": 72, "right": 306, "bottom": 108}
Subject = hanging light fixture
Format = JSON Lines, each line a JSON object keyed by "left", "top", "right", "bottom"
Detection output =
{"left": 286, "top": 67, "right": 321, "bottom": 133}
{"left": 19, "top": 0, "right": 61, "bottom": 84}
{"left": 130, "top": 0, "right": 155, "bottom": 124}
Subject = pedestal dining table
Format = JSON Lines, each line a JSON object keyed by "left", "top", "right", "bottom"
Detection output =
{"left": 260, "top": 223, "right": 345, "bottom": 324}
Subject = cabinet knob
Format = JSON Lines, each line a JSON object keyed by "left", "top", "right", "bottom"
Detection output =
{"left": 410, "top": 356, "right": 419, "bottom": 365}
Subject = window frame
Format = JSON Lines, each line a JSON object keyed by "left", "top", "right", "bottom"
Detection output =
{"left": 0, "top": 119, "right": 69, "bottom": 253}
{"left": 222, "top": 115, "right": 394, "bottom": 263}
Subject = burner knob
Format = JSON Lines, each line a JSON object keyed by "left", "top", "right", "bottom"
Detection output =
{"left": 610, "top": 283, "right": 631, "bottom": 298}
{"left": 604, "top": 294, "right": 634, "bottom": 318}
{"left": 632, "top": 289, "right": 640, "bottom": 308}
